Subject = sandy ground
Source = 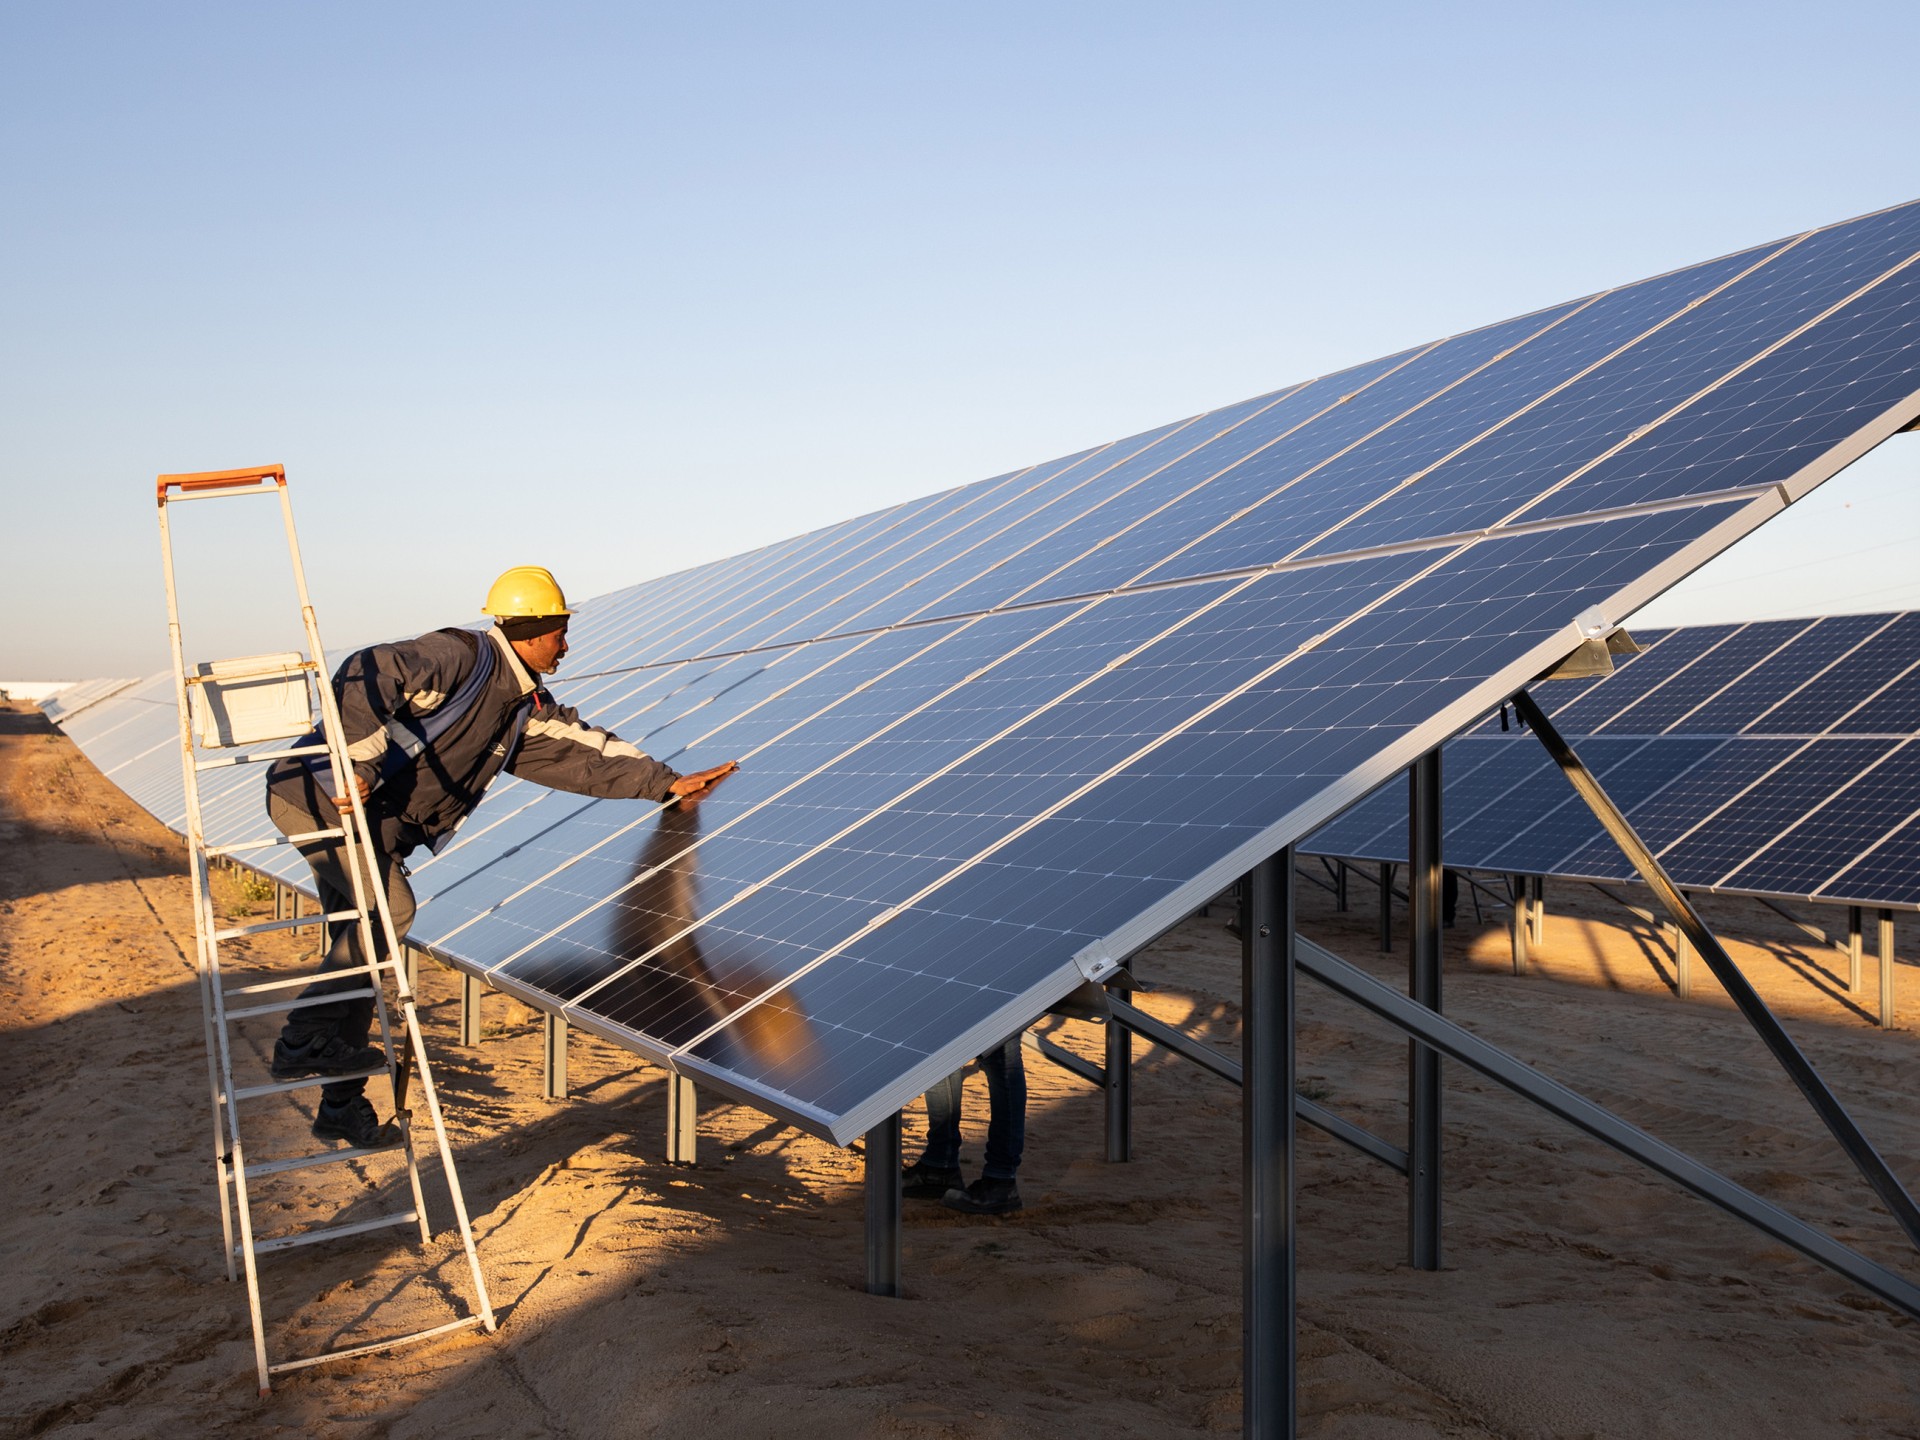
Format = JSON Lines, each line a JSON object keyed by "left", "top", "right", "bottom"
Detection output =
{"left": 3, "top": 697, "right": 1919, "bottom": 1439}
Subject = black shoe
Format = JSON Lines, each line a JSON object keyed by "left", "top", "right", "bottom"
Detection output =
{"left": 312, "top": 1097, "right": 404, "bottom": 1150}
{"left": 901, "top": 1161, "right": 964, "bottom": 1200}
{"left": 271, "top": 1034, "right": 387, "bottom": 1080}
{"left": 942, "top": 1176, "right": 1021, "bottom": 1216}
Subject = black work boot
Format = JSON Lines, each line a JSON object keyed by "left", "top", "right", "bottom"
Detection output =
{"left": 901, "top": 1160, "right": 964, "bottom": 1199}
{"left": 942, "top": 1175, "right": 1022, "bottom": 1216}
{"left": 312, "top": 1096, "right": 404, "bottom": 1150}
{"left": 271, "top": 1033, "right": 387, "bottom": 1080}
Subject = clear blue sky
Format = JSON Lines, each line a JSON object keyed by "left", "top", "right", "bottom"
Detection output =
{"left": 4, "top": 2, "right": 1918, "bottom": 678}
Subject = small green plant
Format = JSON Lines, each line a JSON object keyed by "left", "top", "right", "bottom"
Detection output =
{"left": 234, "top": 870, "right": 275, "bottom": 904}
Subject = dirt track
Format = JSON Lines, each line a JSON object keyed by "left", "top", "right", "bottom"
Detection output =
{"left": 3, "top": 699, "right": 1917, "bottom": 1437}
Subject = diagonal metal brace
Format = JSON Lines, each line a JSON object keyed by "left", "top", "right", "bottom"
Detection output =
{"left": 1295, "top": 934, "right": 1920, "bottom": 1319}
{"left": 1512, "top": 688, "right": 1920, "bottom": 1252}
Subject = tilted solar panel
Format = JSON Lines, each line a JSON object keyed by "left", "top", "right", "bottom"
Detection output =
{"left": 1304, "top": 610, "right": 1920, "bottom": 912}
{"left": 57, "top": 199, "right": 1920, "bottom": 1140}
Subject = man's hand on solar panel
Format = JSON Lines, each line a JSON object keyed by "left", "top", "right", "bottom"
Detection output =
{"left": 670, "top": 760, "right": 739, "bottom": 804}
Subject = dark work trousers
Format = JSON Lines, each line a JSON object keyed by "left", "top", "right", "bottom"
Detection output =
{"left": 919, "top": 1031, "right": 1027, "bottom": 1181}
{"left": 269, "top": 789, "right": 417, "bottom": 1104}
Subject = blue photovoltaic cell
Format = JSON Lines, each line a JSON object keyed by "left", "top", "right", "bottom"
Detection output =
{"left": 52, "top": 199, "right": 1920, "bottom": 1141}
{"left": 1836, "top": 660, "right": 1920, "bottom": 735}
{"left": 1819, "top": 806, "right": 1920, "bottom": 906}
{"left": 1751, "top": 613, "right": 1920, "bottom": 733}
{"left": 862, "top": 404, "right": 1278, "bottom": 630}
{"left": 908, "top": 352, "right": 1423, "bottom": 620}
{"left": 1526, "top": 238, "right": 1920, "bottom": 519}
{"left": 1031, "top": 302, "right": 1590, "bottom": 596}
{"left": 1473, "top": 737, "right": 1720, "bottom": 876}
{"left": 1320, "top": 211, "right": 1920, "bottom": 550}
{"left": 1656, "top": 739, "right": 1897, "bottom": 880}
{"left": 1725, "top": 741, "right": 1920, "bottom": 897}
{"left": 1553, "top": 738, "right": 1803, "bottom": 878}
{"left": 1679, "top": 613, "right": 1889, "bottom": 734}
{"left": 1303, "top": 736, "right": 1516, "bottom": 859}
{"left": 758, "top": 422, "right": 1198, "bottom": 645}
{"left": 1141, "top": 253, "right": 1790, "bottom": 584}
{"left": 1607, "top": 619, "right": 1810, "bottom": 734}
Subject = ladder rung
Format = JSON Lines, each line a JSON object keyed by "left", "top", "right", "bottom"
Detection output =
{"left": 205, "top": 828, "right": 345, "bottom": 857}
{"left": 196, "top": 744, "right": 328, "bottom": 772}
{"left": 244, "top": 1137, "right": 410, "bottom": 1180}
{"left": 245, "top": 1210, "right": 418, "bottom": 1256}
{"left": 226, "top": 985, "right": 377, "bottom": 1021}
{"left": 224, "top": 958, "right": 394, "bottom": 997}
{"left": 215, "top": 908, "right": 361, "bottom": 942}
{"left": 265, "top": 1316, "right": 484, "bottom": 1376}
{"left": 234, "top": 1064, "right": 388, "bottom": 1101}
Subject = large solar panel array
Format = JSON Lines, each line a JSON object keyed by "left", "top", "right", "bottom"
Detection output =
{"left": 1304, "top": 610, "right": 1920, "bottom": 909}
{"left": 54, "top": 200, "right": 1920, "bottom": 1143}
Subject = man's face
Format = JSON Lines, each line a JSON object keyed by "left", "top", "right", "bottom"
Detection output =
{"left": 516, "top": 621, "right": 570, "bottom": 675}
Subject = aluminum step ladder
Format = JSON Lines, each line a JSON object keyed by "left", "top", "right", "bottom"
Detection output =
{"left": 156, "top": 464, "right": 495, "bottom": 1394}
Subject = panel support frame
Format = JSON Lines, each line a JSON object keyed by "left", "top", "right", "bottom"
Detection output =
{"left": 864, "top": 1111, "right": 902, "bottom": 1298}
{"left": 1242, "top": 849, "right": 1296, "bottom": 1440}
{"left": 1407, "top": 752, "right": 1443, "bottom": 1271}
{"left": 1512, "top": 688, "right": 1920, "bottom": 1250}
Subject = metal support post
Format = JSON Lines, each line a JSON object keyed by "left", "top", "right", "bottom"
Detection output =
{"left": 1378, "top": 862, "right": 1394, "bottom": 952}
{"left": 666, "top": 1073, "right": 698, "bottom": 1164}
{"left": 1510, "top": 875, "right": 1529, "bottom": 975}
{"left": 1674, "top": 915, "right": 1694, "bottom": 999}
{"left": 1242, "top": 849, "right": 1295, "bottom": 1440}
{"left": 1512, "top": 689, "right": 1920, "bottom": 1250}
{"left": 1849, "top": 906, "right": 1864, "bottom": 993}
{"left": 1407, "top": 753, "right": 1442, "bottom": 1271}
{"left": 865, "top": 1111, "right": 902, "bottom": 1298}
{"left": 542, "top": 1013, "right": 568, "bottom": 1100}
{"left": 459, "top": 972, "right": 484, "bottom": 1047}
{"left": 1334, "top": 860, "right": 1349, "bottom": 913}
{"left": 403, "top": 945, "right": 419, "bottom": 997}
{"left": 1105, "top": 982, "right": 1133, "bottom": 1164}
{"left": 1880, "top": 909, "right": 1897, "bottom": 1031}
{"left": 1528, "top": 874, "right": 1545, "bottom": 946}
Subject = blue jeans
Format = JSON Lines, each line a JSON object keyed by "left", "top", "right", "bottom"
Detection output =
{"left": 918, "top": 1032, "right": 1026, "bottom": 1181}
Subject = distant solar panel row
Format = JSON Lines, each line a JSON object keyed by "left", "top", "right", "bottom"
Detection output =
{"left": 1304, "top": 611, "right": 1920, "bottom": 909}
{"left": 53, "top": 200, "right": 1920, "bottom": 1142}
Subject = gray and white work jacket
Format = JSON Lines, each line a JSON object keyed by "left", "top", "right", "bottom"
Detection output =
{"left": 266, "top": 624, "right": 679, "bottom": 853}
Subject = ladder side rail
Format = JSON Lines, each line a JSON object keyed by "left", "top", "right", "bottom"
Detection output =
{"left": 157, "top": 495, "right": 238, "bottom": 1278}
{"left": 156, "top": 494, "right": 272, "bottom": 1388}
{"left": 278, "top": 484, "right": 497, "bottom": 1332}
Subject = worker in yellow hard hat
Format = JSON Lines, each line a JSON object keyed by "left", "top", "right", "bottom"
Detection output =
{"left": 265, "top": 566, "right": 737, "bottom": 1149}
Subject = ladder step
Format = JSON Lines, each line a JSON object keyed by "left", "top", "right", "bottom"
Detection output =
{"left": 265, "top": 1315, "right": 485, "bottom": 1376}
{"left": 224, "top": 958, "right": 395, "bottom": 997}
{"left": 196, "top": 743, "right": 328, "bottom": 772}
{"left": 245, "top": 1210, "right": 419, "bottom": 1257}
{"left": 215, "top": 908, "right": 361, "bottom": 942}
{"left": 225, "top": 985, "right": 377, "bottom": 1021}
{"left": 244, "top": 1136, "right": 411, "bottom": 1180}
{"left": 206, "top": 828, "right": 346, "bottom": 856}
{"left": 234, "top": 1064, "right": 389, "bottom": 1101}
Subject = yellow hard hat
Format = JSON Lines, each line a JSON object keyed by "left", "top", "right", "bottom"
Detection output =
{"left": 483, "top": 565, "right": 573, "bottom": 618}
